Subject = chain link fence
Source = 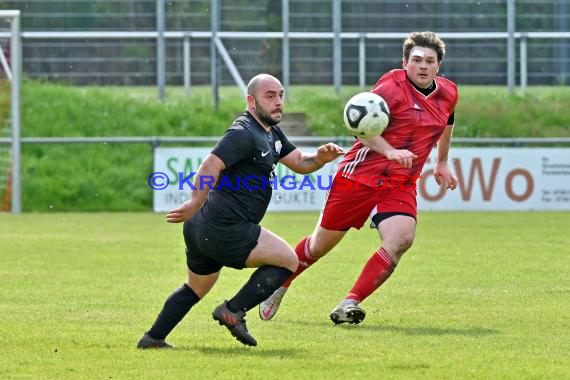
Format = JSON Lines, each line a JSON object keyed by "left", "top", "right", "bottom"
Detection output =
{"left": 0, "top": 0, "right": 569, "bottom": 85}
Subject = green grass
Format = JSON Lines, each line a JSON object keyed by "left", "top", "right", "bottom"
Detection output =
{"left": 11, "top": 82, "right": 570, "bottom": 212}
{"left": 1, "top": 212, "right": 568, "bottom": 379}
{"left": 22, "top": 82, "right": 570, "bottom": 138}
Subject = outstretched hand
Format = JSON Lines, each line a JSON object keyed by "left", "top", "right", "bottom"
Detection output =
{"left": 166, "top": 200, "right": 200, "bottom": 223}
{"left": 316, "top": 143, "right": 345, "bottom": 164}
{"left": 434, "top": 162, "right": 458, "bottom": 190}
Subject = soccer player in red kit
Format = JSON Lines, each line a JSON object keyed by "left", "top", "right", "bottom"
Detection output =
{"left": 259, "top": 31, "right": 459, "bottom": 324}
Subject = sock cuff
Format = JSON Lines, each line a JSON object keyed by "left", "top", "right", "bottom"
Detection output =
{"left": 253, "top": 265, "right": 294, "bottom": 282}
{"left": 375, "top": 247, "right": 396, "bottom": 269}
{"left": 182, "top": 283, "right": 201, "bottom": 301}
{"left": 303, "top": 235, "right": 317, "bottom": 261}
{"left": 297, "top": 235, "right": 318, "bottom": 262}
{"left": 271, "top": 265, "right": 294, "bottom": 277}
{"left": 346, "top": 293, "right": 360, "bottom": 302}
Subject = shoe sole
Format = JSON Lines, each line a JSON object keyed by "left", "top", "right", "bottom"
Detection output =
{"left": 212, "top": 314, "right": 257, "bottom": 346}
{"left": 137, "top": 343, "right": 174, "bottom": 349}
{"left": 136, "top": 333, "right": 175, "bottom": 349}
{"left": 329, "top": 308, "right": 366, "bottom": 325}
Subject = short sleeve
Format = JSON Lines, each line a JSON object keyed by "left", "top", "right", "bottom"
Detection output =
{"left": 449, "top": 82, "right": 459, "bottom": 114}
{"left": 273, "top": 126, "right": 297, "bottom": 159}
{"left": 211, "top": 125, "right": 254, "bottom": 168}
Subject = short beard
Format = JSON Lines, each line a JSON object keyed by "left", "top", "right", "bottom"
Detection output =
{"left": 255, "top": 100, "right": 281, "bottom": 126}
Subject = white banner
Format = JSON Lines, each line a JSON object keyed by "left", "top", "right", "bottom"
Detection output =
{"left": 153, "top": 147, "right": 570, "bottom": 212}
{"left": 152, "top": 147, "right": 340, "bottom": 212}
{"left": 418, "top": 148, "right": 570, "bottom": 210}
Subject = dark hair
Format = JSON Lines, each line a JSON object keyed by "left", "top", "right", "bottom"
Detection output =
{"left": 402, "top": 31, "right": 446, "bottom": 63}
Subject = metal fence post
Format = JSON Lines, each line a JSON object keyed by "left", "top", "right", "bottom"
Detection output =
{"left": 156, "top": 0, "right": 165, "bottom": 100}
{"left": 11, "top": 11, "right": 21, "bottom": 213}
{"left": 557, "top": 0, "right": 568, "bottom": 84}
{"left": 183, "top": 34, "right": 191, "bottom": 97}
{"left": 358, "top": 34, "right": 366, "bottom": 90}
{"left": 520, "top": 33, "right": 527, "bottom": 94}
{"left": 282, "top": 0, "right": 290, "bottom": 100}
{"left": 507, "top": 0, "right": 516, "bottom": 95}
{"left": 211, "top": 0, "right": 219, "bottom": 109}
{"left": 332, "top": 0, "right": 341, "bottom": 96}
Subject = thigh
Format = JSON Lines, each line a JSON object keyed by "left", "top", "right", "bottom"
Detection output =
{"left": 185, "top": 246, "right": 223, "bottom": 275}
{"left": 319, "top": 177, "right": 379, "bottom": 231}
{"left": 183, "top": 219, "right": 224, "bottom": 274}
{"left": 184, "top": 217, "right": 261, "bottom": 271}
{"left": 245, "top": 228, "right": 298, "bottom": 272}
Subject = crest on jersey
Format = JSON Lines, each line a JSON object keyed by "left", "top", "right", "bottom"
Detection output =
{"left": 275, "top": 140, "right": 282, "bottom": 154}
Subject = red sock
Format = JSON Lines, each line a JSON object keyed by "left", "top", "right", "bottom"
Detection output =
{"left": 346, "top": 247, "right": 396, "bottom": 302}
{"left": 282, "top": 236, "right": 318, "bottom": 288}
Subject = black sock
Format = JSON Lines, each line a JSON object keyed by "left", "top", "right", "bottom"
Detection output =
{"left": 226, "top": 266, "right": 293, "bottom": 313}
{"left": 147, "top": 283, "right": 200, "bottom": 340}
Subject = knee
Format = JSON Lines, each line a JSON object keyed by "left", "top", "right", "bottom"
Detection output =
{"left": 284, "top": 251, "right": 299, "bottom": 272}
{"left": 385, "top": 233, "right": 415, "bottom": 257}
{"left": 397, "top": 233, "right": 415, "bottom": 254}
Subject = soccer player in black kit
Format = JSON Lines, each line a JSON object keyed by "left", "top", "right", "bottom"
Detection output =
{"left": 137, "top": 74, "right": 344, "bottom": 347}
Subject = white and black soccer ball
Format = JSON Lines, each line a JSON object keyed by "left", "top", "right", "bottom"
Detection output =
{"left": 343, "top": 92, "right": 390, "bottom": 138}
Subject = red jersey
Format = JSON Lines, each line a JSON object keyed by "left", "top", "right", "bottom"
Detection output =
{"left": 338, "top": 69, "right": 458, "bottom": 186}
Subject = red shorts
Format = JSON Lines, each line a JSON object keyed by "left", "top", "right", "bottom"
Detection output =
{"left": 319, "top": 175, "right": 417, "bottom": 231}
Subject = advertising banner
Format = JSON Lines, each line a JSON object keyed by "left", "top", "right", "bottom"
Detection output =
{"left": 152, "top": 147, "right": 570, "bottom": 212}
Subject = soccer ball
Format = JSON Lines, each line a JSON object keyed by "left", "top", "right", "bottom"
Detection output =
{"left": 343, "top": 92, "right": 390, "bottom": 138}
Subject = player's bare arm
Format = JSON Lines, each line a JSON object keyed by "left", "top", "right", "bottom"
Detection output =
{"left": 166, "top": 154, "right": 225, "bottom": 223}
{"left": 433, "top": 124, "right": 458, "bottom": 190}
{"left": 358, "top": 134, "right": 417, "bottom": 168}
{"left": 279, "top": 143, "right": 344, "bottom": 174}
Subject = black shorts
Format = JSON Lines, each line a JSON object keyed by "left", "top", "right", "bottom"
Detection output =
{"left": 183, "top": 213, "right": 261, "bottom": 275}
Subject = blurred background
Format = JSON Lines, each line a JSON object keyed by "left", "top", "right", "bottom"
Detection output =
{"left": 1, "top": 0, "right": 569, "bottom": 86}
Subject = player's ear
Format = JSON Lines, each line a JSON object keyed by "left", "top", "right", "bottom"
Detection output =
{"left": 246, "top": 94, "right": 255, "bottom": 109}
{"left": 402, "top": 58, "right": 408, "bottom": 69}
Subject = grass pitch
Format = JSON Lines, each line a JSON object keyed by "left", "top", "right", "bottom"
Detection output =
{"left": 0, "top": 212, "right": 568, "bottom": 379}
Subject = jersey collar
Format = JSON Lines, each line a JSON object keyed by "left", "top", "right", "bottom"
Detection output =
{"left": 246, "top": 110, "right": 273, "bottom": 136}
{"left": 408, "top": 76, "right": 439, "bottom": 100}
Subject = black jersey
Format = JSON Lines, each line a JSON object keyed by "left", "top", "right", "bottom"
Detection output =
{"left": 202, "top": 111, "right": 296, "bottom": 224}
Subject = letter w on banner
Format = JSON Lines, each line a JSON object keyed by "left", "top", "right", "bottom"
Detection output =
{"left": 418, "top": 148, "right": 570, "bottom": 210}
